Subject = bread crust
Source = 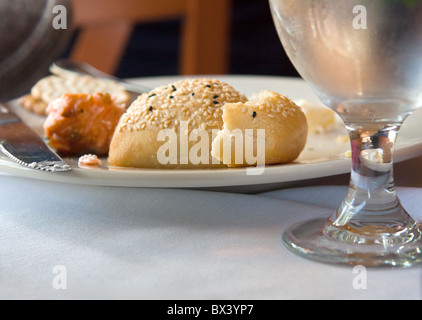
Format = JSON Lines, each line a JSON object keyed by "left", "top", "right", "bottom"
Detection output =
{"left": 108, "top": 79, "right": 247, "bottom": 169}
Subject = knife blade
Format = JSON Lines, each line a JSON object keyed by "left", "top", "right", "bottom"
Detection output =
{"left": 0, "top": 103, "right": 71, "bottom": 172}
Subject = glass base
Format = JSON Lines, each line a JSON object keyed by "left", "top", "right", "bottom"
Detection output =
{"left": 282, "top": 217, "right": 422, "bottom": 267}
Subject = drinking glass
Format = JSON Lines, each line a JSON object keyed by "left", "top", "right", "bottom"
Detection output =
{"left": 269, "top": 0, "right": 422, "bottom": 267}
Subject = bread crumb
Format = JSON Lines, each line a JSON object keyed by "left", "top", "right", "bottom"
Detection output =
{"left": 78, "top": 154, "right": 101, "bottom": 167}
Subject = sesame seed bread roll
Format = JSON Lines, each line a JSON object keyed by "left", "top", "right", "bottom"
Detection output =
{"left": 108, "top": 79, "right": 247, "bottom": 169}
{"left": 211, "top": 90, "right": 308, "bottom": 167}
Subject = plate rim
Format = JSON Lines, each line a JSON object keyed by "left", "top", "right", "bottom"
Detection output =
{"left": 2, "top": 75, "right": 422, "bottom": 190}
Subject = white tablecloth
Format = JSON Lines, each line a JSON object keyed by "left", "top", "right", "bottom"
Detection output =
{"left": 1, "top": 157, "right": 422, "bottom": 300}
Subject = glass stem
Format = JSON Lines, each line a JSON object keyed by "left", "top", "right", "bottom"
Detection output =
{"left": 329, "top": 121, "right": 414, "bottom": 232}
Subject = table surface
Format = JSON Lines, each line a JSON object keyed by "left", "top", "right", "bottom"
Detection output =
{"left": 1, "top": 156, "right": 422, "bottom": 300}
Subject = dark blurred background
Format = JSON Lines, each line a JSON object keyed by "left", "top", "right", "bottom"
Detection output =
{"left": 77, "top": 0, "right": 300, "bottom": 79}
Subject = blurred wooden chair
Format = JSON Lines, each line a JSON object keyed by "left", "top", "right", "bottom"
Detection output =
{"left": 71, "top": 0, "right": 232, "bottom": 75}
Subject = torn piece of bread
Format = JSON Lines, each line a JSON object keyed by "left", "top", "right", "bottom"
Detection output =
{"left": 108, "top": 79, "right": 248, "bottom": 169}
{"left": 295, "top": 99, "right": 340, "bottom": 134}
{"left": 211, "top": 90, "right": 308, "bottom": 167}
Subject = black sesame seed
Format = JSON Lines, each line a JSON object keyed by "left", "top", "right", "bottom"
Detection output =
{"left": 252, "top": 111, "right": 257, "bottom": 118}
{"left": 213, "top": 101, "right": 219, "bottom": 105}
{"left": 205, "top": 85, "right": 211, "bottom": 88}
{"left": 149, "top": 106, "right": 153, "bottom": 112}
{"left": 169, "top": 95, "right": 174, "bottom": 99}
{"left": 192, "top": 93, "right": 195, "bottom": 96}
{"left": 171, "top": 85, "right": 177, "bottom": 92}
{"left": 148, "top": 94, "right": 156, "bottom": 98}
{"left": 213, "top": 95, "right": 219, "bottom": 99}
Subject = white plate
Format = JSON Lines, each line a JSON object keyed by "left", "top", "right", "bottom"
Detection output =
{"left": 2, "top": 75, "right": 422, "bottom": 192}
